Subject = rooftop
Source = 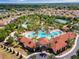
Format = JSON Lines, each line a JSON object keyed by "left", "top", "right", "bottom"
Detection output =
{"left": 18, "top": 32, "right": 76, "bottom": 53}
{"left": 50, "top": 32, "right": 76, "bottom": 52}
{"left": 38, "top": 38, "right": 49, "bottom": 45}
{"left": 19, "top": 37, "right": 36, "bottom": 48}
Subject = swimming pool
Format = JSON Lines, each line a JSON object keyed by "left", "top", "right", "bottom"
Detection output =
{"left": 50, "top": 31, "right": 62, "bottom": 37}
{"left": 24, "top": 31, "right": 36, "bottom": 38}
{"left": 24, "top": 30, "right": 63, "bottom": 39}
{"left": 37, "top": 30, "right": 47, "bottom": 38}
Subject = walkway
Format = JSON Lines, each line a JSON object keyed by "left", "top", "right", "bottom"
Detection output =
{"left": 4, "top": 31, "right": 17, "bottom": 42}
{"left": 26, "top": 51, "right": 51, "bottom": 59}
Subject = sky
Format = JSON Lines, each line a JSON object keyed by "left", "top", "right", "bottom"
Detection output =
{"left": 0, "top": 0, "right": 79, "bottom": 3}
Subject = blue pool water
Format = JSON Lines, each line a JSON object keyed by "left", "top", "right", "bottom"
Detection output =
{"left": 25, "top": 30, "right": 62, "bottom": 39}
{"left": 50, "top": 31, "right": 62, "bottom": 36}
{"left": 25, "top": 32, "right": 36, "bottom": 38}
{"left": 37, "top": 31, "right": 47, "bottom": 38}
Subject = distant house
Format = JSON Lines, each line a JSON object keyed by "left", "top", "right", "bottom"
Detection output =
{"left": 18, "top": 37, "right": 36, "bottom": 48}
{"left": 0, "top": 9, "right": 6, "bottom": 12}
{"left": 50, "top": 32, "right": 76, "bottom": 54}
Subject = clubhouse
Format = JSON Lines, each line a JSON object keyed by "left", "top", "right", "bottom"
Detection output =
{"left": 18, "top": 32, "right": 76, "bottom": 54}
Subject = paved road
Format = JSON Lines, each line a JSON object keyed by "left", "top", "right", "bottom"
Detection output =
{"left": 28, "top": 54, "right": 48, "bottom": 59}
{"left": 36, "top": 54, "right": 48, "bottom": 59}
{"left": 58, "top": 36, "right": 79, "bottom": 59}
{"left": 26, "top": 51, "right": 51, "bottom": 59}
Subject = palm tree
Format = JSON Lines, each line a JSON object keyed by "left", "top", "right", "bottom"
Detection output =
{"left": 19, "top": 55, "right": 23, "bottom": 59}
{"left": 76, "top": 49, "right": 79, "bottom": 56}
{"left": 71, "top": 55, "right": 78, "bottom": 59}
{"left": 0, "top": 45, "right": 3, "bottom": 48}
{"left": 9, "top": 48, "right": 12, "bottom": 52}
{"left": 48, "top": 54, "right": 55, "bottom": 59}
{"left": 3, "top": 46, "right": 6, "bottom": 49}
{"left": 6, "top": 47, "right": 9, "bottom": 51}
{"left": 16, "top": 52, "right": 19, "bottom": 56}
{"left": 12, "top": 50, "right": 15, "bottom": 54}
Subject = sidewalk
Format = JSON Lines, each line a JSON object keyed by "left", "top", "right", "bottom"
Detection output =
{"left": 26, "top": 51, "right": 51, "bottom": 59}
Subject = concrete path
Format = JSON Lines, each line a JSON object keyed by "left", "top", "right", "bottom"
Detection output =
{"left": 26, "top": 51, "right": 51, "bottom": 59}
{"left": 36, "top": 54, "right": 48, "bottom": 59}
{"left": 4, "top": 31, "right": 17, "bottom": 42}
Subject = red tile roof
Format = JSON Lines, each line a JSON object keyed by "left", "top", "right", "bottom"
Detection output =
{"left": 50, "top": 32, "right": 76, "bottom": 52}
{"left": 38, "top": 38, "right": 49, "bottom": 45}
{"left": 51, "top": 41, "right": 67, "bottom": 52}
{"left": 19, "top": 37, "right": 36, "bottom": 48}
{"left": 18, "top": 32, "right": 76, "bottom": 52}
